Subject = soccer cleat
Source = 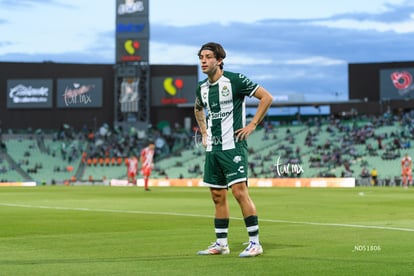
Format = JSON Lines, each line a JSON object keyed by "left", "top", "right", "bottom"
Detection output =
{"left": 197, "top": 242, "right": 230, "bottom": 255}
{"left": 239, "top": 241, "right": 263, "bottom": 257}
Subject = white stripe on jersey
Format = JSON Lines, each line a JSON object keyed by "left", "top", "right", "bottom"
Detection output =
{"left": 200, "top": 81, "right": 213, "bottom": 152}
{"left": 219, "top": 80, "right": 235, "bottom": 151}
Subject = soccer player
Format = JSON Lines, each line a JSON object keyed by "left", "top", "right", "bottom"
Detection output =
{"left": 140, "top": 141, "right": 155, "bottom": 191}
{"left": 194, "top": 42, "right": 273, "bottom": 257}
{"left": 126, "top": 155, "right": 138, "bottom": 185}
{"left": 401, "top": 153, "right": 412, "bottom": 188}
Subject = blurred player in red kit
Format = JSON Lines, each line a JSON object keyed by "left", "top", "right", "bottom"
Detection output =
{"left": 401, "top": 153, "right": 412, "bottom": 189}
{"left": 140, "top": 141, "right": 155, "bottom": 191}
{"left": 126, "top": 154, "right": 139, "bottom": 185}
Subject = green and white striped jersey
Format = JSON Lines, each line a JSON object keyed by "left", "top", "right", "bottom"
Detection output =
{"left": 196, "top": 71, "right": 259, "bottom": 152}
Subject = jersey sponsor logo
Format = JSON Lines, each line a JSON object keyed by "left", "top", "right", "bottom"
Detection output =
{"left": 239, "top": 73, "right": 256, "bottom": 89}
{"left": 210, "top": 110, "right": 232, "bottom": 120}
{"left": 220, "top": 99, "right": 232, "bottom": 105}
{"left": 195, "top": 97, "right": 203, "bottom": 108}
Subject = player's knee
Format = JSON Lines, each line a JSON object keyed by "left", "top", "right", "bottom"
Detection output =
{"left": 211, "top": 189, "right": 225, "bottom": 204}
{"left": 232, "top": 189, "right": 248, "bottom": 204}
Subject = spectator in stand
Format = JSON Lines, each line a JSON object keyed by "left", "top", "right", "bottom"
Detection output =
{"left": 360, "top": 166, "right": 371, "bottom": 186}
{"left": 371, "top": 168, "right": 378, "bottom": 186}
{"left": 341, "top": 160, "right": 353, "bottom": 177}
{"left": 377, "top": 136, "right": 383, "bottom": 150}
{"left": 393, "top": 137, "right": 401, "bottom": 149}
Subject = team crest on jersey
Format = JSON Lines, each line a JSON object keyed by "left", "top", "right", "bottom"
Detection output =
{"left": 221, "top": 86, "right": 230, "bottom": 97}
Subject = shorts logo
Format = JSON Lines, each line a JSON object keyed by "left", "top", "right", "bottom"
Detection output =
{"left": 238, "top": 166, "right": 245, "bottom": 174}
{"left": 233, "top": 155, "right": 242, "bottom": 163}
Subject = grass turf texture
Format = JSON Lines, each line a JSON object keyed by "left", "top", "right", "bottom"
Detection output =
{"left": 0, "top": 186, "right": 413, "bottom": 275}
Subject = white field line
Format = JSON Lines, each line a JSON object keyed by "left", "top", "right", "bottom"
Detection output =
{"left": 1, "top": 203, "right": 414, "bottom": 233}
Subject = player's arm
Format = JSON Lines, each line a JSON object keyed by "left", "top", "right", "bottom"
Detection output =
{"left": 249, "top": 86, "right": 273, "bottom": 128}
{"left": 235, "top": 86, "right": 272, "bottom": 140}
{"left": 140, "top": 152, "right": 144, "bottom": 166}
{"left": 194, "top": 97, "right": 207, "bottom": 147}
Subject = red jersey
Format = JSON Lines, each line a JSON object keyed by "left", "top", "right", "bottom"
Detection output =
{"left": 402, "top": 156, "right": 412, "bottom": 168}
{"left": 127, "top": 157, "right": 138, "bottom": 174}
{"left": 140, "top": 146, "right": 154, "bottom": 169}
{"left": 401, "top": 156, "right": 412, "bottom": 175}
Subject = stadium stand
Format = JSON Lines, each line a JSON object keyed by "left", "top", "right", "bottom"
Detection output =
{"left": 1, "top": 111, "right": 413, "bottom": 187}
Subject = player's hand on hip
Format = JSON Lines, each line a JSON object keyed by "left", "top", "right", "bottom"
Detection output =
{"left": 234, "top": 123, "right": 256, "bottom": 141}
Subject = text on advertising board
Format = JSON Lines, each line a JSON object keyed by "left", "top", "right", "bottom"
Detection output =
{"left": 116, "top": 23, "right": 145, "bottom": 33}
{"left": 118, "top": 0, "right": 144, "bottom": 15}
{"left": 161, "top": 77, "right": 187, "bottom": 105}
{"left": 9, "top": 84, "right": 49, "bottom": 103}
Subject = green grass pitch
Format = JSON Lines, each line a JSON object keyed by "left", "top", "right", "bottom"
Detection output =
{"left": 0, "top": 186, "right": 413, "bottom": 275}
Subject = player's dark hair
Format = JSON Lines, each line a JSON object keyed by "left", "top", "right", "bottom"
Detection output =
{"left": 198, "top": 42, "right": 226, "bottom": 69}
